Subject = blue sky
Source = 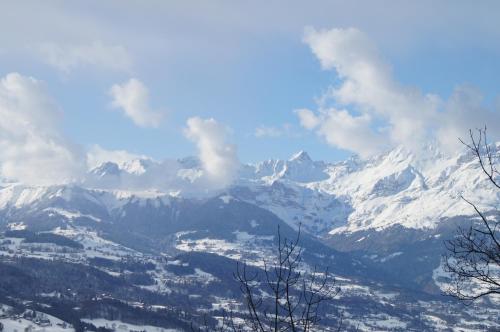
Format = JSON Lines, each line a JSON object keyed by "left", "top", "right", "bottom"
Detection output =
{"left": 1, "top": 0, "right": 500, "bottom": 171}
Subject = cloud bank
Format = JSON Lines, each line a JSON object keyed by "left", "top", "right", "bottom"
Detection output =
{"left": 300, "top": 27, "right": 500, "bottom": 157}
{"left": 110, "top": 78, "right": 164, "bottom": 128}
{"left": 0, "top": 73, "right": 85, "bottom": 185}
{"left": 184, "top": 117, "right": 239, "bottom": 188}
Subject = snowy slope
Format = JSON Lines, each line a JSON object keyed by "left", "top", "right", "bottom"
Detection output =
{"left": 234, "top": 143, "right": 499, "bottom": 235}
{"left": 317, "top": 144, "right": 499, "bottom": 233}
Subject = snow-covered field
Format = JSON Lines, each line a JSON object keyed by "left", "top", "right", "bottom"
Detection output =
{"left": 0, "top": 305, "right": 74, "bottom": 332}
{"left": 0, "top": 317, "right": 73, "bottom": 332}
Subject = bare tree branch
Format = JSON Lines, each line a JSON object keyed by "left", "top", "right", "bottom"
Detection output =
{"left": 232, "top": 224, "right": 340, "bottom": 331}
{"left": 444, "top": 127, "right": 500, "bottom": 302}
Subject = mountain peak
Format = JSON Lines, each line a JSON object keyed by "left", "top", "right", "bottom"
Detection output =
{"left": 90, "top": 162, "right": 120, "bottom": 177}
{"left": 289, "top": 150, "right": 312, "bottom": 162}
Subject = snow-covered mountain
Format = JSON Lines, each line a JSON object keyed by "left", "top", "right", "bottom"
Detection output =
{"left": 236, "top": 144, "right": 499, "bottom": 237}
{"left": 1, "top": 143, "right": 498, "bottom": 239}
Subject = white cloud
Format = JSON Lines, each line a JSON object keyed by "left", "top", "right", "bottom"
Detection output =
{"left": 36, "top": 41, "right": 132, "bottom": 73}
{"left": 300, "top": 27, "right": 500, "bottom": 156}
{"left": 254, "top": 123, "right": 295, "bottom": 138}
{"left": 438, "top": 86, "right": 500, "bottom": 153}
{"left": 255, "top": 126, "right": 282, "bottom": 138}
{"left": 109, "top": 78, "right": 164, "bottom": 128}
{"left": 0, "top": 73, "right": 85, "bottom": 185}
{"left": 86, "top": 145, "right": 149, "bottom": 170}
{"left": 297, "top": 108, "right": 387, "bottom": 158}
{"left": 295, "top": 109, "right": 320, "bottom": 130}
{"left": 184, "top": 117, "right": 239, "bottom": 188}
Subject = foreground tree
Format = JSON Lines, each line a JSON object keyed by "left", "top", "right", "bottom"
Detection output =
{"left": 444, "top": 128, "right": 500, "bottom": 301}
{"left": 192, "top": 225, "right": 340, "bottom": 331}
{"left": 233, "top": 225, "right": 340, "bottom": 331}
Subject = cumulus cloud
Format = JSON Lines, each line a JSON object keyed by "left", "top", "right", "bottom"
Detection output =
{"left": 110, "top": 78, "right": 164, "bottom": 128}
{"left": 184, "top": 117, "right": 239, "bottom": 188}
{"left": 0, "top": 73, "right": 85, "bottom": 185}
{"left": 36, "top": 41, "right": 132, "bottom": 73}
{"left": 300, "top": 27, "right": 500, "bottom": 157}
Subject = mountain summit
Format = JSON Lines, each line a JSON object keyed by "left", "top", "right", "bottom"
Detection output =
{"left": 289, "top": 150, "right": 312, "bottom": 162}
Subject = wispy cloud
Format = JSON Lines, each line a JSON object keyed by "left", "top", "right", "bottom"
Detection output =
{"left": 36, "top": 41, "right": 132, "bottom": 73}
{"left": 254, "top": 123, "right": 296, "bottom": 139}
{"left": 109, "top": 78, "right": 165, "bottom": 128}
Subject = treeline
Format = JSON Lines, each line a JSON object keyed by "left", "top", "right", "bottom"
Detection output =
{"left": 4, "top": 230, "right": 83, "bottom": 249}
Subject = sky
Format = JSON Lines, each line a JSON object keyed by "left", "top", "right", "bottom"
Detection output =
{"left": 0, "top": 1, "right": 500, "bottom": 186}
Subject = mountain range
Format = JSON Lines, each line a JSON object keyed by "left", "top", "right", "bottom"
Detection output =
{"left": 0, "top": 144, "right": 499, "bottom": 331}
